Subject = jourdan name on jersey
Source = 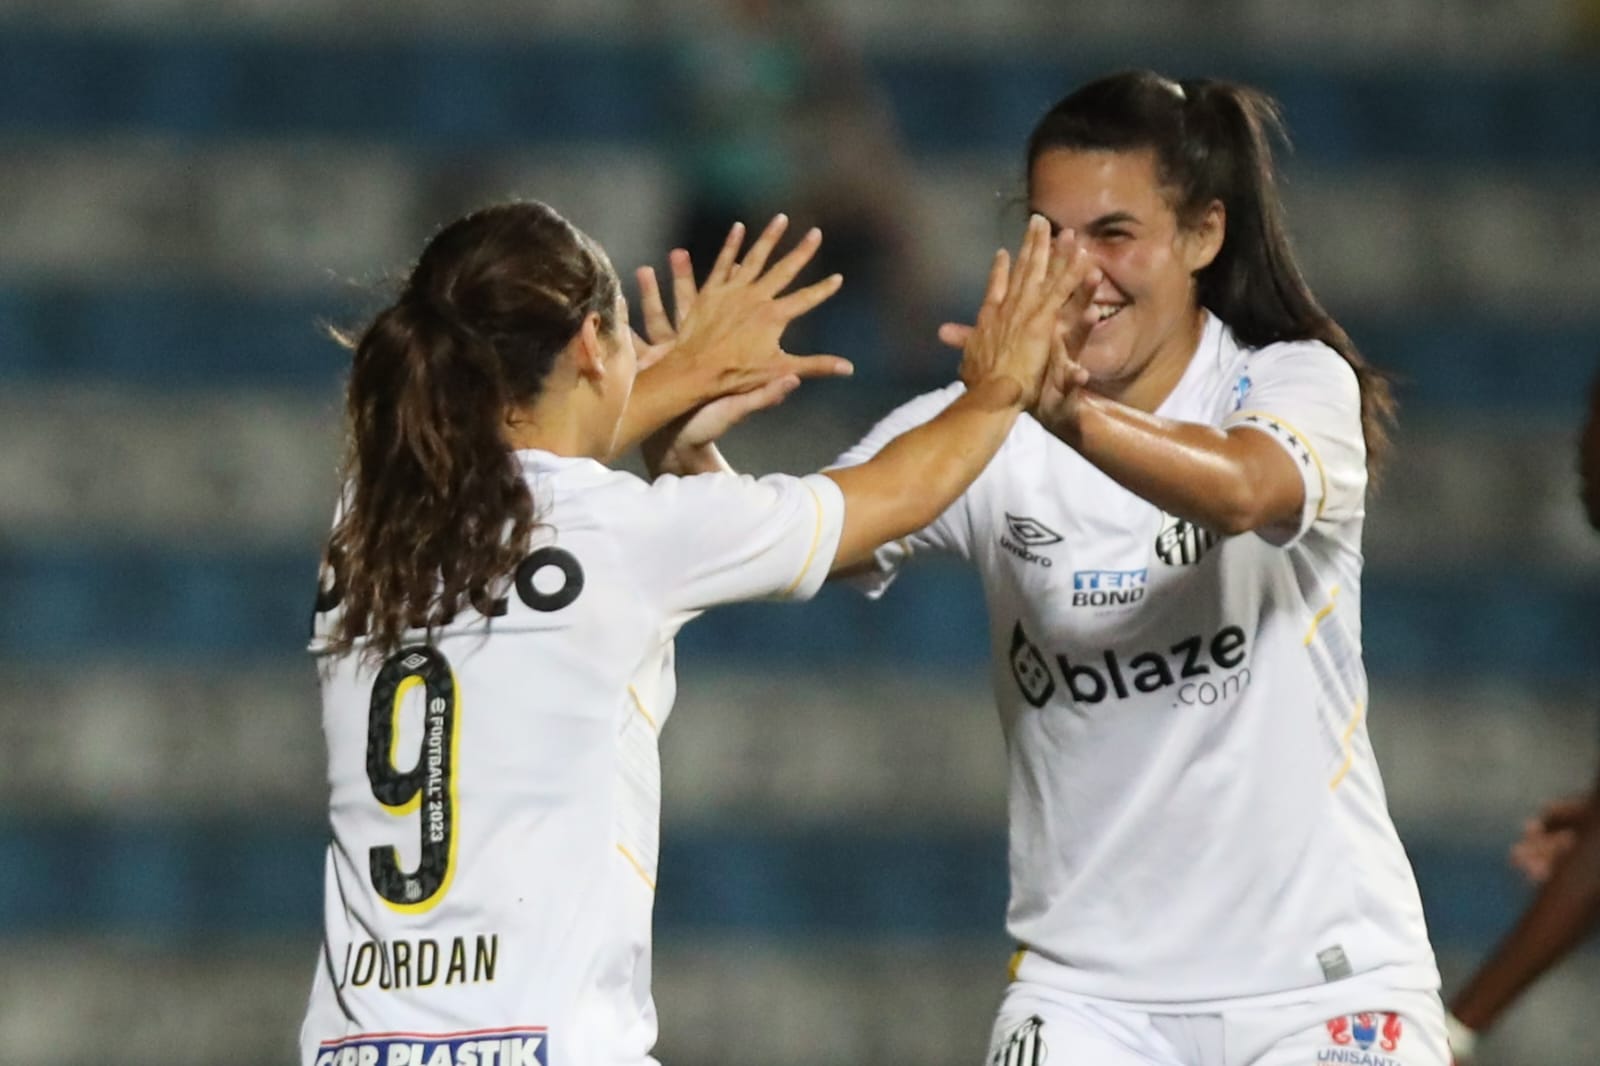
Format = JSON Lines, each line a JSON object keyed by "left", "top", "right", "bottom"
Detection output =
{"left": 315, "top": 1027, "right": 546, "bottom": 1066}
{"left": 1009, "top": 620, "right": 1251, "bottom": 709}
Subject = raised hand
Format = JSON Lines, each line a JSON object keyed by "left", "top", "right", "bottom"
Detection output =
{"left": 642, "top": 215, "right": 853, "bottom": 395}
{"left": 958, "top": 215, "right": 1095, "bottom": 410}
{"left": 632, "top": 217, "right": 845, "bottom": 472}
{"left": 1033, "top": 229, "right": 1102, "bottom": 429}
{"left": 1509, "top": 792, "right": 1595, "bottom": 884}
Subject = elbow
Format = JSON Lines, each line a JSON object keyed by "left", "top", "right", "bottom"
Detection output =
{"left": 1209, "top": 507, "right": 1256, "bottom": 539}
{"left": 1207, "top": 488, "right": 1268, "bottom": 538}
{"left": 1207, "top": 461, "right": 1301, "bottom": 538}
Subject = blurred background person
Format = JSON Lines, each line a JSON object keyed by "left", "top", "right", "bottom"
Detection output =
{"left": 658, "top": 0, "right": 938, "bottom": 375}
{"left": 0, "top": 2, "right": 1597, "bottom": 1065}
{"left": 1445, "top": 366, "right": 1600, "bottom": 1062}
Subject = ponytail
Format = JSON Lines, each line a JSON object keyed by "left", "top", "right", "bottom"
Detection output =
{"left": 1180, "top": 80, "right": 1395, "bottom": 477}
{"left": 1027, "top": 71, "right": 1396, "bottom": 478}
{"left": 325, "top": 201, "right": 617, "bottom": 658}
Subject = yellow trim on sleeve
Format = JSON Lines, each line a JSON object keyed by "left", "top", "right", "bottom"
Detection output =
{"left": 627, "top": 685, "right": 658, "bottom": 732}
{"left": 1229, "top": 409, "right": 1329, "bottom": 521}
{"left": 616, "top": 843, "right": 657, "bottom": 891}
{"left": 1007, "top": 946, "right": 1028, "bottom": 982}
{"left": 1302, "top": 585, "right": 1341, "bottom": 646}
{"left": 1328, "top": 699, "right": 1366, "bottom": 790}
{"left": 781, "top": 483, "right": 827, "bottom": 596}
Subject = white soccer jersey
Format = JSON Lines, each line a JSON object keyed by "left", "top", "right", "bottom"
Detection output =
{"left": 835, "top": 312, "right": 1438, "bottom": 1006}
{"left": 300, "top": 451, "right": 844, "bottom": 1066}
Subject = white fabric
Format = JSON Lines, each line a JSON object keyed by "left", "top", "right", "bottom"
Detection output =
{"left": 988, "top": 976, "right": 1450, "bottom": 1066}
{"left": 300, "top": 452, "right": 845, "bottom": 1066}
{"left": 834, "top": 312, "right": 1438, "bottom": 1005}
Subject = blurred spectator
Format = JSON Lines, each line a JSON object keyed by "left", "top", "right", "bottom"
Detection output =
{"left": 1446, "top": 364, "right": 1600, "bottom": 1061}
{"left": 657, "top": 0, "right": 937, "bottom": 376}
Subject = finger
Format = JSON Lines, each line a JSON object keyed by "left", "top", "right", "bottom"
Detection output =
{"left": 780, "top": 352, "right": 855, "bottom": 379}
{"left": 719, "top": 374, "right": 803, "bottom": 423}
{"left": 1010, "top": 214, "right": 1051, "bottom": 304}
{"left": 1042, "top": 229, "right": 1086, "bottom": 303}
{"left": 669, "top": 248, "right": 698, "bottom": 326}
{"left": 636, "top": 266, "right": 675, "bottom": 344}
{"left": 938, "top": 322, "right": 973, "bottom": 349}
{"left": 772, "top": 271, "right": 844, "bottom": 319}
{"left": 1025, "top": 214, "right": 1054, "bottom": 289}
{"left": 980, "top": 248, "right": 1011, "bottom": 313}
{"left": 733, "top": 213, "right": 790, "bottom": 282}
{"left": 1059, "top": 264, "right": 1104, "bottom": 353}
{"left": 755, "top": 226, "right": 822, "bottom": 296}
{"left": 706, "top": 221, "right": 747, "bottom": 286}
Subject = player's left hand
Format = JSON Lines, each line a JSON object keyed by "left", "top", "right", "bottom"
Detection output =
{"left": 634, "top": 235, "right": 813, "bottom": 474}
{"left": 635, "top": 216, "right": 854, "bottom": 398}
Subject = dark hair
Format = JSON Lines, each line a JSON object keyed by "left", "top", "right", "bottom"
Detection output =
{"left": 1026, "top": 70, "right": 1395, "bottom": 476}
{"left": 325, "top": 200, "right": 619, "bottom": 657}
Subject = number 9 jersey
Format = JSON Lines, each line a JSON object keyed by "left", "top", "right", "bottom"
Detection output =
{"left": 300, "top": 450, "right": 844, "bottom": 1066}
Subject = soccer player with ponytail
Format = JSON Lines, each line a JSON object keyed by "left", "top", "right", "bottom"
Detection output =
{"left": 301, "top": 201, "right": 1098, "bottom": 1066}
{"left": 832, "top": 71, "right": 1446, "bottom": 1064}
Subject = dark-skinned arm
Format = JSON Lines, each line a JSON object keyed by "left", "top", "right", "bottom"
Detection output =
{"left": 1448, "top": 786, "right": 1600, "bottom": 1055}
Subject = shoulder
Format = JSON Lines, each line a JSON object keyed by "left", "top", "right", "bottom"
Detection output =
{"left": 1218, "top": 329, "right": 1360, "bottom": 419}
{"left": 1243, "top": 336, "right": 1357, "bottom": 393}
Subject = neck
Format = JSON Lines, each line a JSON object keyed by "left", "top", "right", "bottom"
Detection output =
{"left": 1099, "top": 305, "right": 1208, "bottom": 413}
{"left": 502, "top": 396, "right": 612, "bottom": 460}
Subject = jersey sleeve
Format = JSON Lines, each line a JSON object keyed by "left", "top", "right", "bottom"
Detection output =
{"left": 826, "top": 381, "right": 976, "bottom": 598}
{"left": 632, "top": 469, "right": 846, "bottom": 616}
{"left": 1221, "top": 342, "right": 1366, "bottom": 546}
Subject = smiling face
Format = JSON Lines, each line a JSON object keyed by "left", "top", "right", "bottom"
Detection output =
{"left": 1028, "top": 147, "right": 1223, "bottom": 407}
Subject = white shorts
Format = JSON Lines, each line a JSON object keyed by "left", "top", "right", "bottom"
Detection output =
{"left": 986, "top": 980, "right": 1449, "bottom": 1066}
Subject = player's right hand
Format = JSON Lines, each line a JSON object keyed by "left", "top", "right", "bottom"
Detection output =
{"left": 958, "top": 215, "right": 1095, "bottom": 409}
{"left": 1509, "top": 791, "right": 1596, "bottom": 883}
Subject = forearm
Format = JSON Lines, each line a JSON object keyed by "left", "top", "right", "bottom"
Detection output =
{"left": 823, "top": 379, "right": 1022, "bottom": 571}
{"left": 1045, "top": 392, "right": 1299, "bottom": 537}
{"left": 640, "top": 434, "right": 734, "bottom": 478}
{"left": 1452, "top": 819, "right": 1600, "bottom": 1031}
{"left": 611, "top": 362, "right": 716, "bottom": 459}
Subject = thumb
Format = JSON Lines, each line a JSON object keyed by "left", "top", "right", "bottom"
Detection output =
{"left": 781, "top": 352, "right": 855, "bottom": 379}
{"left": 938, "top": 322, "right": 973, "bottom": 349}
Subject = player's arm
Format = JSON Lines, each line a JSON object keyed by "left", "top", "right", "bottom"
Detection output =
{"left": 1039, "top": 395, "right": 1306, "bottom": 538}
{"left": 611, "top": 216, "right": 853, "bottom": 461}
{"left": 823, "top": 218, "right": 1097, "bottom": 571}
{"left": 1447, "top": 788, "right": 1600, "bottom": 1059}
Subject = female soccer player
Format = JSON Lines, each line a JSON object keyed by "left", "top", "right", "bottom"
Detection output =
{"left": 833, "top": 70, "right": 1448, "bottom": 1065}
{"left": 299, "top": 201, "right": 1097, "bottom": 1066}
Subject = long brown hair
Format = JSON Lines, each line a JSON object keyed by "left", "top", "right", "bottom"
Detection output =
{"left": 1027, "top": 70, "right": 1396, "bottom": 477}
{"left": 324, "top": 201, "right": 619, "bottom": 657}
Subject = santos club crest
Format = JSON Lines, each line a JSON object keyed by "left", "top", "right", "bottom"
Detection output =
{"left": 1154, "top": 512, "right": 1217, "bottom": 567}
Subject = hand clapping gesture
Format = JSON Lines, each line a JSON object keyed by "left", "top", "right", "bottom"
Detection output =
{"left": 957, "top": 215, "right": 1099, "bottom": 411}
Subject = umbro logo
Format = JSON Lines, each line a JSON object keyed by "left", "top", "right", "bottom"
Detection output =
{"left": 1001, "top": 514, "right": 1061, "bottom": 568}
{"left": 1004, "top": 514, "right": 1062, "bottom": 547}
